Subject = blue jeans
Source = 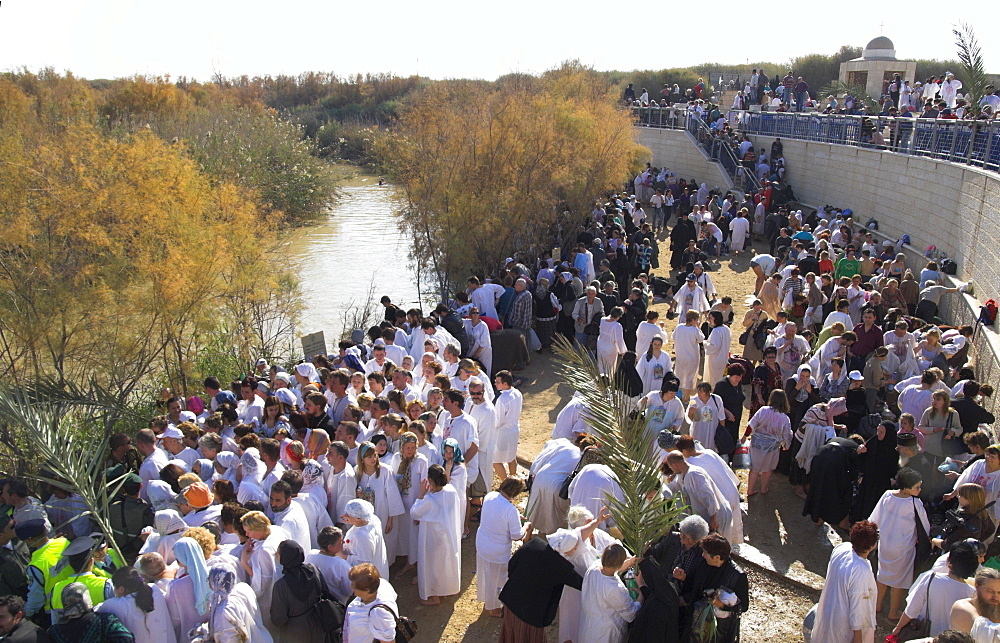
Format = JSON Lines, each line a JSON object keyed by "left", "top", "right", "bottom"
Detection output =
{"left": 795, "top": 92, "right": 806, "bottom": 112}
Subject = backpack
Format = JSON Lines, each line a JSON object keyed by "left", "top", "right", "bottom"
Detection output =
{"left": 940, "top": 258, "right": 958, "bottom": 275}
{"left": 856, "top": 414, "right": 883, "bottom": 440}
{"left": 368, "top": 603, "right": 418, "bottom": 642}
{"left": 980, "top": 299, "right": 998, "bottom": 326}
{"left": 865, "top": 218, "right": 879, "bottom": 231}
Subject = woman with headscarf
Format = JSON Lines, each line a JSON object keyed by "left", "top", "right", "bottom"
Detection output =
{"left": 389, "top": 432, "right": 428, "bottom": 577}
{"left": 818, "top": 357, "right": 849, "bottom": 401}
{"left": 270, "top": 540, "right": 328, "bottom": 642}
{"left": 299, "top": 459, "right": 335, "bottom": 549}
{"left": 784, "top": 364, "right": 820, "bottom": 433}
{"left": 204, "top": 565, "right": 272, "bottom": 643}
{"left": 714, "top": 365, "right": 747, "bottom": 454}
{"left": 48, "top": 582, "right": 135, "bottom": 643}
{"left": 669, "top": 217, "right": 697, "bottom": 270}
{"left": 95, "top": 567, "right": 174, "bottom": 643}
{"left": 341, "top": 499, "right": 389, "bottom": 579}
{"left": 236, "top": 448, "right": 269, "bottom": 507}
{"left": 410, "top": 464, "right": 462, "bottom": 605}
{"left": 613, "top": 351, "right": 644, "bottom": 404}
{"left": 165, "top": 536, "right": 211, "bottom": 641}
{"left": 354, "top": 441, "right": 405, "bottom": 561}
{"left": 138, "top": 509, "right": 188, "bottom": 565}
{"left": 851, "top": 421, "right": 900, "bottom": 522}
{"left": 802, "top": 434, "right": 865, "bottom": 530}
{"left": 146, "top": 480, "right": 179, "bottom": 514}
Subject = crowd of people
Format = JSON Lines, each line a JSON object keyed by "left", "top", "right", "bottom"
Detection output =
{"left": 0, "top": 157, "right": 996, "bottom": 643}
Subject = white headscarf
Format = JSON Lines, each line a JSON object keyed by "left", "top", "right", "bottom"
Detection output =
{"left": 547, "top": 528, "right": 580, "bottom": 554}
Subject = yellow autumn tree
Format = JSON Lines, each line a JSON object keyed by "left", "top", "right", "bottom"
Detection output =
{"left": 0, "top": 78, "right": 295, "bottom": 400}
{"left": 382, "top": 62, "right": 648, "bottom": 296}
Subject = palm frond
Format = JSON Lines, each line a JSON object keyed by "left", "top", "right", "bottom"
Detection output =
{"left": 954, "top": 23, "right": 990, "bottom": 116}
{"left": 0, "top": 379, "right": 137, "bottom": 557}
{"left": 552, "top": 336, "right": 685, "bottom": 555}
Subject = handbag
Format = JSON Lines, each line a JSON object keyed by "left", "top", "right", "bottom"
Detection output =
{"left": 738, "top": 329, "right": 750, "bottom": 345}
{"left": 912, "top": 498, "right": 933, "bottom": 572}
{"left": 559, "top": 447, "right": 594, "bottom": 500}
{"left": 940, "top": 412, "right": 966, "bottom": 456}
{"left": 368, "top": 602, "right": 418, "bottom": 642}
{"left": 896, "top": 572, "right": 933, "bottom": 641}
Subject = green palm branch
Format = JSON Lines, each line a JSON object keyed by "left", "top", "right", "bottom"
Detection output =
{"left": 551, "top": 336, "right": 685, "bottom": 555}
{"left": 954, "top": 23, "right": 989, "bottom": 117}
{"left": 0, "top": 378, "right": 141, "bottom": 557}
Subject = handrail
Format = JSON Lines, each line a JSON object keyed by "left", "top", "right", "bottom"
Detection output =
{"left": 724, "top": 110, "right": 1000, "bottom": 173}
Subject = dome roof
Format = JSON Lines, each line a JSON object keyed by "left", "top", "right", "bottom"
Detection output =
{"left": 865, "top": 36, "right": 894, "bottom": 50}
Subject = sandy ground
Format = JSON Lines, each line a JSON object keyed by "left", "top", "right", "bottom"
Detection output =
{"left": 386, "top": 234, "right": 894, "bottom": 641}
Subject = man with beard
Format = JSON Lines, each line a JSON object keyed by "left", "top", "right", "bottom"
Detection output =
{"left": 950, "top": 567, "right": 1000, "bottom": 636}
{"left": 895, "top": 431, "right": 939, "bottom": 501}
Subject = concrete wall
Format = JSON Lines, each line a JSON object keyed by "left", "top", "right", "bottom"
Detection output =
{"left": 634, "top": 128, "right": 733, "bottom": 191}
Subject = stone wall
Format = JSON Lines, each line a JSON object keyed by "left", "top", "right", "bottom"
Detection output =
{"left": 634, "top": 128, "right": 733, "bottom": 191}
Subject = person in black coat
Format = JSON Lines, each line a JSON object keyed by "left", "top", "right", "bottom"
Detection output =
{"left": 669, "top": 219, "right": 697, "bottom": 269}
{"left": 498, "top": 537, "right": 583, "bottom": 642}
{"left": 802, "top": 435, "right": 864, "bottom": 529}
{"left": 953, "top": 381, "right": 996, "bottom": 434}
{"left": 629, "top": 554, "right": 681, "bottom": 643}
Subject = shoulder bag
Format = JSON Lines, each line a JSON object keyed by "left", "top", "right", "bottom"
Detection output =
{"left": 559, "top": 446, "right": 594, "bottom": 500}
{"left": 712, "top": 396, "right": 737, "bottom": 456}
{"left": 368, "top": 602, "right": 418, "bottom": 642}
{"left": 897, "top": 572, "right": 933, "bottom": 641}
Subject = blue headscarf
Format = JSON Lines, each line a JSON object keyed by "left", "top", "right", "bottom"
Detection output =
{"left": 173, "top": 536, "right": 211, "bottom": 615}
{"left": 442, "top": 437, "right": 464, "bottom": 465}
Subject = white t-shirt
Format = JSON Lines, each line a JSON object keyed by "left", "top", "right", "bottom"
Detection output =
{"left": 306, "top": 550, "right": 354, "bottom": 603}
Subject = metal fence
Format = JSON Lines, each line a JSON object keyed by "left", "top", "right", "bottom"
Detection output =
{"left": 725, "top": 110, "right": 1000, "bottom": 173}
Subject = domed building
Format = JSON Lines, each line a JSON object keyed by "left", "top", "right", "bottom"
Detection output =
{"left": 839, "top": 36, "right": 917, "bottom": 99}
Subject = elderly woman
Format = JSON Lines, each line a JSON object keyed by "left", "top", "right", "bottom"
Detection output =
{"left": 476, "top": 477, "right": 532, "bottom": 617}
{"left": 204, "top": 565, "right": 272, "bottom": 643}
{"left": 681, "top": 534, "right": 748, "bottom": 642}
{"left": 48, "top": 583, "right": 135, "bottom": 643}
{"left": 743, "top": 390, "right": 792, "bottom": 497}
{"left": 548, "top": 510, "right": 616, "bottom": 643}
{"left": 139, "top": 509, "right": 188, "bottom": 565}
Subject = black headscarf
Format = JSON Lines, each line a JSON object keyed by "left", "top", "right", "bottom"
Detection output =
{"left": 277, "top": 539, "right": 320, "bottom": 604}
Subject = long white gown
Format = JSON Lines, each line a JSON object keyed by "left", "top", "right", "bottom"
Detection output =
{"left": 596, "top": 318, "right": 626, "bottom": 375}
{"left": 356, "top": 463, "right": 406, "bottom": 561}
{"left": 410, "top": 485, "right": 462, "bottom": 600}
{"left": 552, "top": 395, "right": 588, "bottom": 440}
{"left": 668, "top": 464, "right": 732, "bottom": 537}
{"left": 466, "top": 398, "right": 498, "bottom": 488}
{"left": 387, "top": 451, "right": 429, "bottom": 564}
{"left": 476, "top": 491, "right": 523, "bottom": 611}
{"left": 867, "top": 491, "right": 930, "bottom": 589}
{"left": 558, "top": 528, "right": 621, "bottom": 643}
{"left": 493, "top": 387, "right": 523, "bottom": 464}
{"left": 672, "top": 324, "right": 704, "bottom": 391}
{"left": 704, "top": 325, "right": 732, "bottom": 385}
{"left": 579, "top": 561, "right": 641, "bottom": 643}
{"left": 688, "top": 450, "right": 743, "bottom": 545}
{"left": 527, "top": 438, "right": 582, "bottom": 534}
{"left": 635, "top": 322, "right": 669, "bottom": 356}
{"left": 636, "top": 351, "right": 673, "bottom": 395}
{"left": 811, "top": 542, "right": 877, "bottom": 643}
{"left": 672, "top": 284, "right": 710, "bottom": 320}
{"left": 248, "top": 526, "right": 289, "bottom": 631}
{"left": 568, "top": 464, "right": 624, "bottom": 530}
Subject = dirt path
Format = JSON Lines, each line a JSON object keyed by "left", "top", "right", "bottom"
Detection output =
{"left": 389, "top": 236, "right": 836, "bottom": 641}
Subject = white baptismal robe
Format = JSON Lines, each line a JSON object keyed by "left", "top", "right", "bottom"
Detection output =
{"left": 811, "top": 542, "right": 877, "bottom": 643}
{"left": 410, "top": 485, "right": 462, "bottom": 600}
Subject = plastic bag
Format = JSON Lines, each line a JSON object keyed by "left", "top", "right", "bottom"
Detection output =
{"left": 732, "top": 442, "right": 752, "bottom": 470}
{"left": 527, "top": 329, "right": 542, "bottom": 352}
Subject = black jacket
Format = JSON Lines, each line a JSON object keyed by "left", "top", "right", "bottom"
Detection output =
{"left": 952, "top": 398, "right": 996, "bottom": 433}
{"left": 499, "top": 538, "right": 583, "bottom": 628}
{"left": 3, "top": 619, "right": 50, "bottom": 642}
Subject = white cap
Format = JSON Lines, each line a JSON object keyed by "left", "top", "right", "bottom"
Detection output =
{"left": 848, "top": 370, "right": 864, "bottom": 381}
{"left": 256, "top": 358, "right": 268, "bottom": 367}
{"left": 160, "top": 425, "right": 184, "bottom": 440}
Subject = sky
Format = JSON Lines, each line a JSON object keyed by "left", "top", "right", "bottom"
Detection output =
{"left": 1, "top": 1, "right": 998, "bottom": 82}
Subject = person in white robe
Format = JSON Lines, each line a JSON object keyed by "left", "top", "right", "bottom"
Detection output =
{"left": 324, "top": 442, "right": 357, "bottom": 528}
{"left": 409, "top": 465, "right": 463, "bottom": 604}
{"left": 673, "top": 311, "right": 705, "bottom": 398}
{"left": 867, "top": 469, "right": 930, "bottom": 620}
{"left": 388, "top": 433, "right": 429, "bottom": 570}
{"left": 672, "top": 277, "right": 710, "bottom": 321}
{"left": 139, "top": 509, "right": 188, "bottom": 566}
{"left": 704, "top": 312, "right": 732, "bottom": 386}
{"left": 492, "top": 371, "right": 523, "bottom": 480}
{"left": 664, "top": 453, "right": 733, "bottom": 536}
{"left": 686, "top": 384, "right": 730, "bottom": 452}
{"left": 96, "top": 567, "right": 175, "bottom": 643}
{"left": 811, "top": 525, "right": 878, "bottom": 643}
{"left": 441, "top": 438, "right": 470, "bottom": 531}
{"left": 203, "top": 565, "right": 273, "bottom": 643}
{"left": 635, "top": 314, "right": 669, "bottom": 356}
{"left": 568, "top": 464, "right": 623, "bottom": 531}
{"left": 341, "top": 499, "right": 390, "bottom": 580}
{"left": 891, "top": 547, "right": 978, "bottom": 639}
{"left": 167, "top": 536, "right": 213, "bottom": 640}
{"left": 297, "top": 460, "right": 334, "bottom": 548}
{"left": 596, "top": 311, "right": 627, "bottom": 376}
{"left": 636, "top": 338, "right": 673, "bottom": 396}
{"left": 476, "top": 478, "right": 531, "bottom": 616}
{"left": 268, "top": 479, "right": 311, "bottom": 548}
{"left": 354, "top": 442, "right": 406, "bottom": 561}
{"left": 549, "top": 513, "right": 617, "bottom": 643}
{"left": 464, "top": 311, "right": 493, "bottom": 377}
{"left": 642, "top": 386, "right": 686, "bottom": 454}
{"left": 579, "top": 544, "right": 641, "bottom": 643}
{"left": 306, "top": 527, "right": 354, "bottom": 603}
{"left": 729, "top": 211, "right": 751, "bottom": 254}
{"left": 526, "top": 438, "right": 583, "bottom": 534}
{"left": 236, "top": 513, "right": 288, "bottom": 631}
{"left": 552, "top": 393, "right": 588, "bottom": 440}
{"left": 236, "top": 448, "right": 269, "bottom": 507}
{"left": 683, "top": 439, "right": 743, "bottom": 545}
{"left": 465, "top": 379, "right": 498, "bottom": 494}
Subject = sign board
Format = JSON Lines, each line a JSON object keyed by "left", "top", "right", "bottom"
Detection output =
{"left": 301, "top": 331, "right": 327, "bottom": 361}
